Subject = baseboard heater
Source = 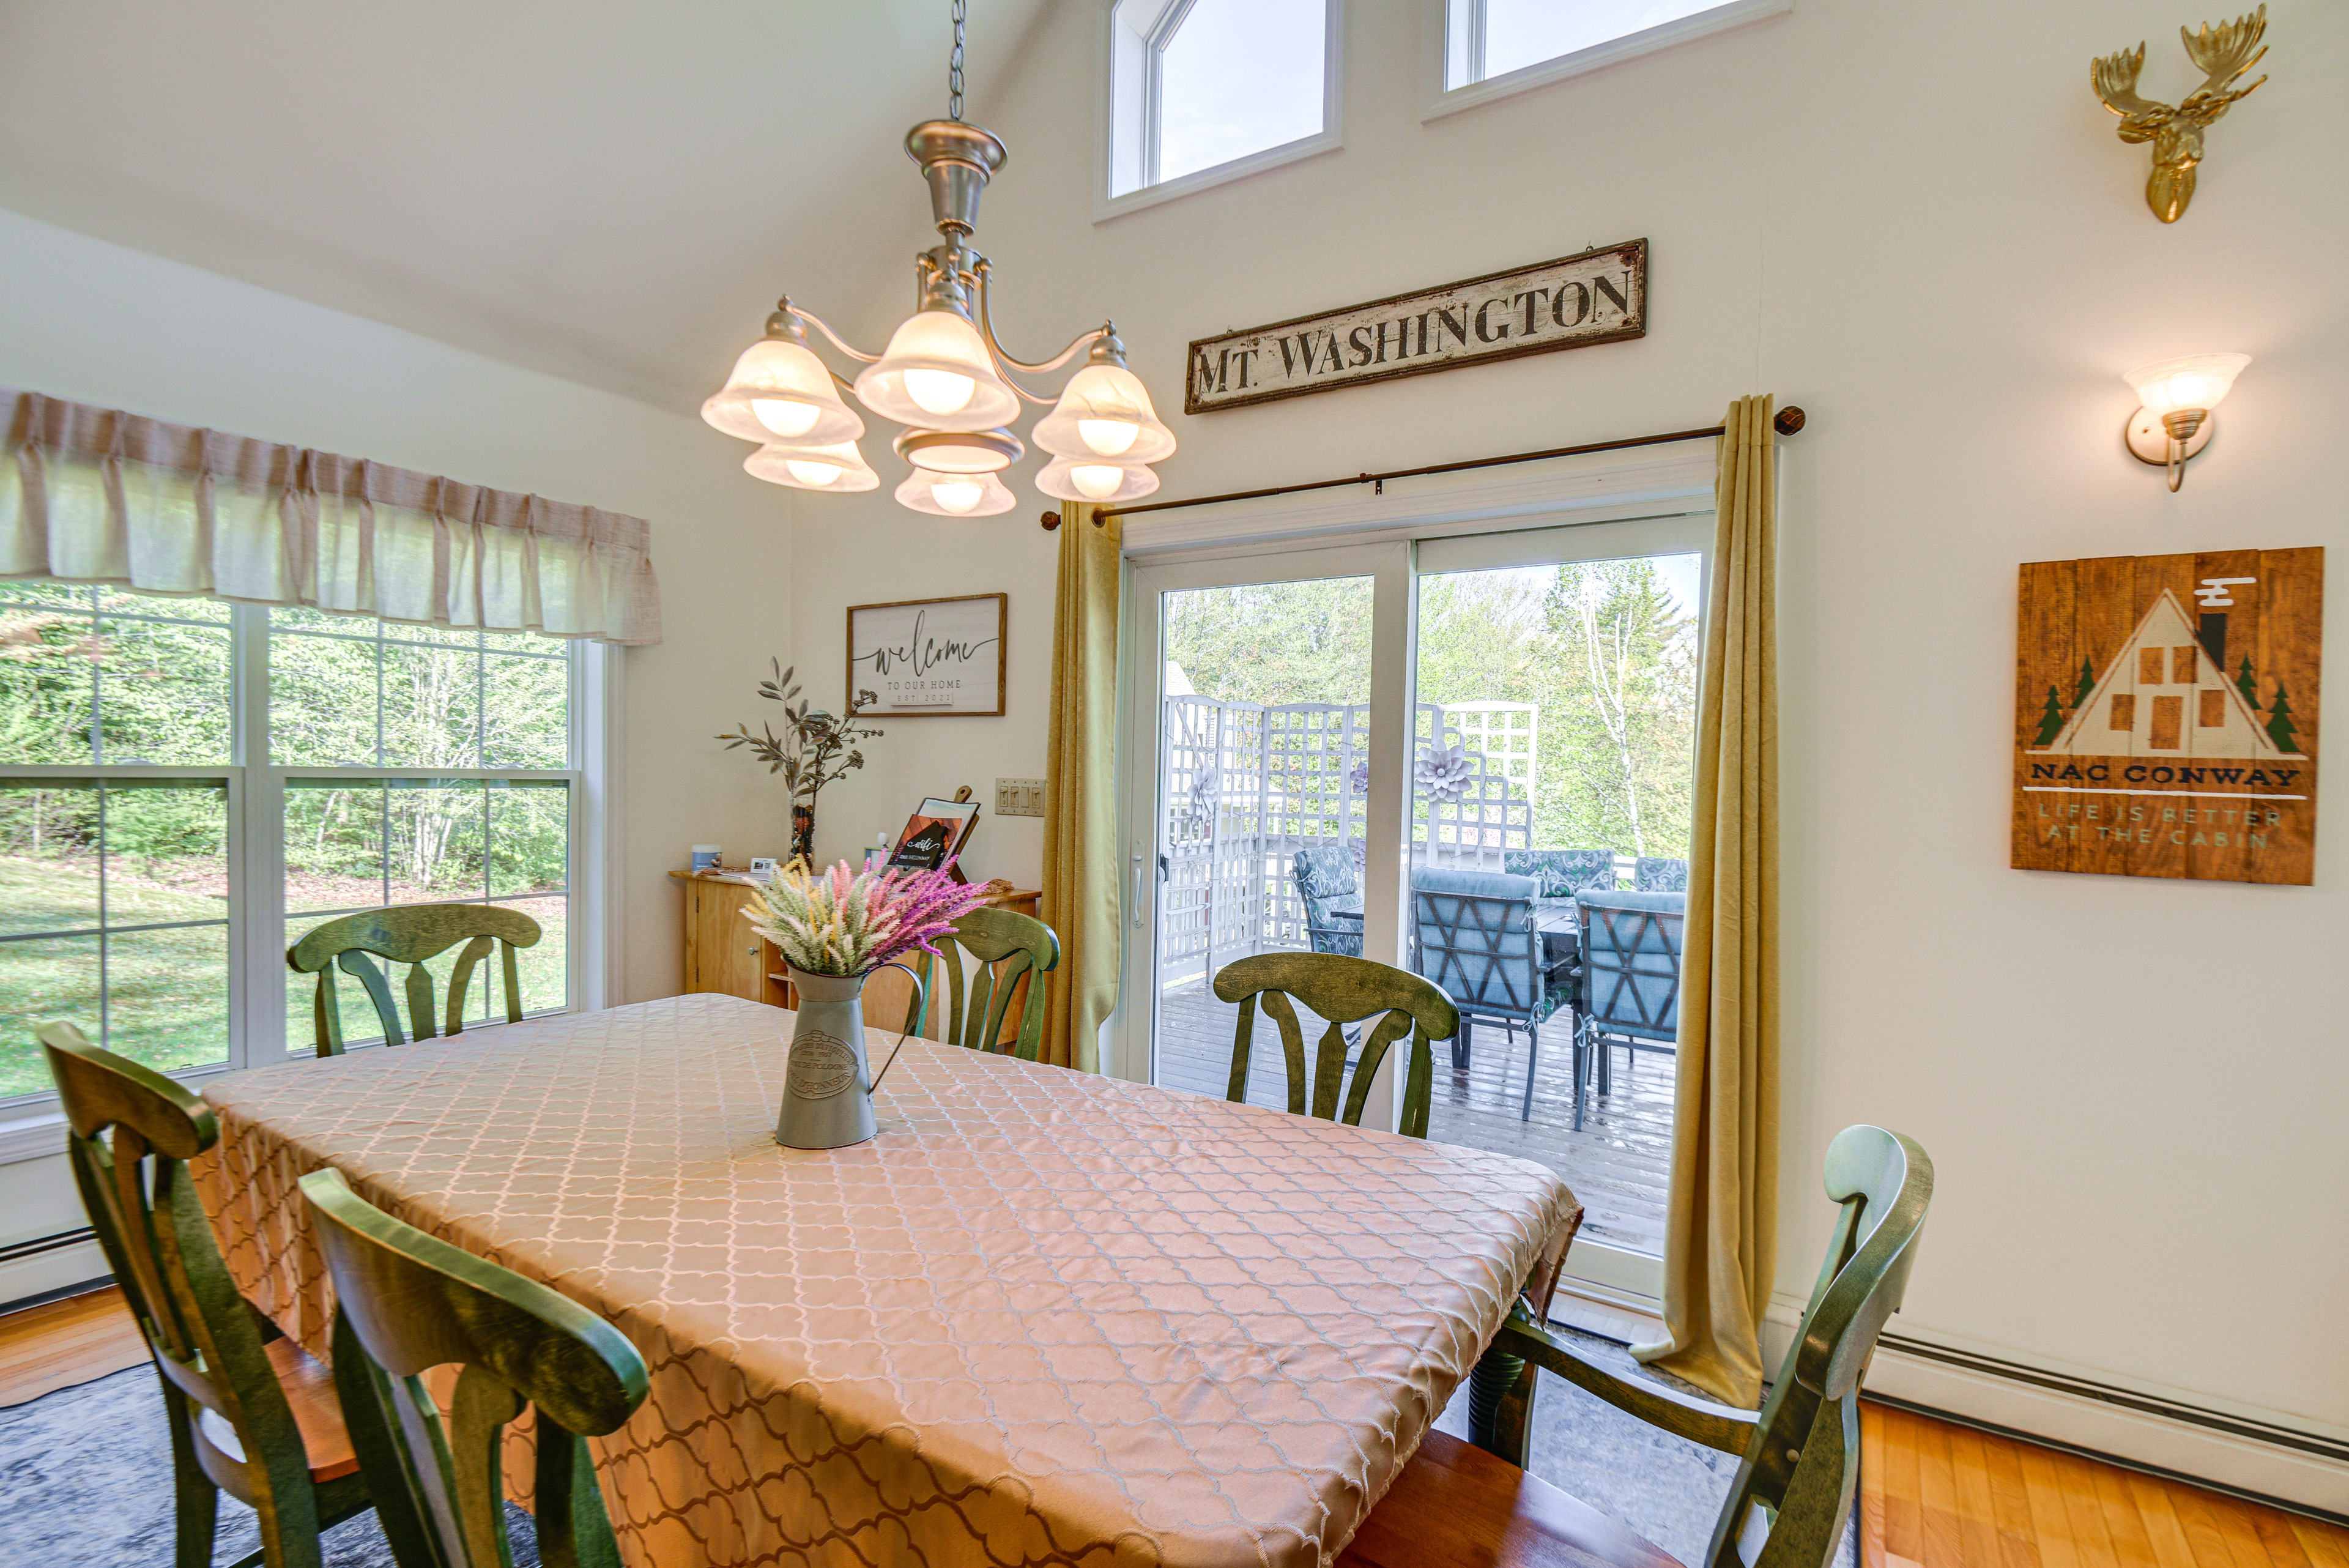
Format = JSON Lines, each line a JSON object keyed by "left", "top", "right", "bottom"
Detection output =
{"left": 0, "top": 1224, "right": 95, "bottom": 1267}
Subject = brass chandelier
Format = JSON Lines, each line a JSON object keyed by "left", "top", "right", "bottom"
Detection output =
{"left": 702, "top": 1, "right": 1174, "bottom": 517}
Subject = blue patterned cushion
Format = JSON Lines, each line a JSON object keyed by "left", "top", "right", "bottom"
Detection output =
{"left": 1634, "top": 856, "right": 1689, "bottom": 892}
{"left": 1292, "top": 847, "right": 1363, "bottom": 958}
{"left": 1504, "top": 849, "right": 1617, "bottom": 899}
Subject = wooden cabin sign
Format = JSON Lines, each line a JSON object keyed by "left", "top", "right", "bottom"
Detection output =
{"left": 2014, "top": 549, "right": 2321, "bottom": 884}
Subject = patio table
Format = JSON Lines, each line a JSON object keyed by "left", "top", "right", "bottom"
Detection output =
{"left": 194, "top": 993, "right": 1581, "bottom": 1568}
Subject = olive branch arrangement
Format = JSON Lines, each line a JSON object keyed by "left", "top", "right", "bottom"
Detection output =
{"left": 716, "top": 659, "right": 886, "bottom": 864}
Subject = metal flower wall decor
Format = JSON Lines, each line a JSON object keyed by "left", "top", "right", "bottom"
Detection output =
{"left": 2091, "top": 6, "right": 2269, "bottom": 223}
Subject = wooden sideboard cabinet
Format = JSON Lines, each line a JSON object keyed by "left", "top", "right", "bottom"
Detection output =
{"left": 671, "top": 871, "right": 1044, "bottom": 1039}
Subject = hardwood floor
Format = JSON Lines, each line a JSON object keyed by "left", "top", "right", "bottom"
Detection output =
{"left": 1861, "top": 1402, "right": 2348, "bottom": 1568}
{"left": 0, "top": 1283, "right": 146, "bottom": 1405}
{"left": 1153, "top": 976, "right": 1675, "bottom": 1254}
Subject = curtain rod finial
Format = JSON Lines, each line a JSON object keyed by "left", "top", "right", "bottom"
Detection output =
{"left": 1773, "top": 406, "right": 1806, "bottom": 436}
{"left": 1041, "top": 510, "right": 1061, "bottom": 530}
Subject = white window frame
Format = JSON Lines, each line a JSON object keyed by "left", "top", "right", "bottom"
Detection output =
{"left": 1097, "top": 0, "right": 1346, "bottom": 222}
{"left": 1422, "top": 0, "right": 1792, "bottom": 123}
{"left": 0, "top": 602, "right": 618, "bottom": 1162}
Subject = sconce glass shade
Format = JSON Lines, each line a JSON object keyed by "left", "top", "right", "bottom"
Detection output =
{"left": 1033, "top": 362, "right": 1177, "bottom": 464}
{"left": 743, "top": 440, "right": 880, "bottom": 492}
{"left": 2123, "top": 354, "right": 2251, "bottom": 417}
{"left": 894, "top": 466, "right": 1017, "bottom": 516}
{"left": 1034, "top": 455, "right": 1161, "bottom": 504}
{"left": 854, "top": 309, "right": 1021, "bottom": 431}
{"left": 891, "top": 426, "right": 1023, "bottom": 475}
{"left": 702, "top": 337, "right": 866, "bottom": 446}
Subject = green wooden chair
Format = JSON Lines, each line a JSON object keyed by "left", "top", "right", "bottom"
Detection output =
{"left": 298, "top": 1165, "right": 650, "bottom": 1568}
{"left": 37, "top": 1022, "right": 376, "bottom": 1568}
{"left": 1211, "top": 952, "right": 1459, "bottom": 1139}
{"left": 288, "top": 903, "right": 542, "bottom": 1057}
{"left": 1343, "top": 1124, "right": 1934, "bottom": 1568}
{"left": 903, "top": 905, "right": 1061, "bottom": 1060}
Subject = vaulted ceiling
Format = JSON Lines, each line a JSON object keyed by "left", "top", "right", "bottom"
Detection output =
{"left": 0, "top": 0, "right": 1057, "bottom": 412}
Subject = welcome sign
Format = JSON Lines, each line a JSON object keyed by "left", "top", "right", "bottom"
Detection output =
{"left": 2013, "top": 549, "right": 2322, "bottom": 884}
{"left": 1184, "top": 241, "right": 1647, "bottom": 414}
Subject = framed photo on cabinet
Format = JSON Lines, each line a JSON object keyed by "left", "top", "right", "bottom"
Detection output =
{"left": 846, "top": 592, "right": 1006, "bottom": 717}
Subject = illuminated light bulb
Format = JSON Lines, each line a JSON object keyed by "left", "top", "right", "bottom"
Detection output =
{"left": 743, "top": 440, "right": 878, "bottom": 492}
{"left": 1078, "top": 418, "right": 1140, "bottom": 456}
{"left": 904, "top": 368, "right": 978, "bottom": 417}
{"left": 752, "top": 397, "right": 822, "bottom": 437}
{"left": 930, "top": 477, "right": 985, "bottom": 513}
{"left": 1071, "top": 464, "right": 1126, "bottom": 499}
{"left": 785, "top": 458, "right": 843, "bottom": 486}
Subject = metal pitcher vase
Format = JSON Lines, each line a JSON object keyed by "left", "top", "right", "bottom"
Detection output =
{"left": 776, "top": 963, "right": 924, "bottom": 1150}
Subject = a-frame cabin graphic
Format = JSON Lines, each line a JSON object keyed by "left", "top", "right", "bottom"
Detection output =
{"left": 2035, "top": 588, "right": 2301, "bottom": 760}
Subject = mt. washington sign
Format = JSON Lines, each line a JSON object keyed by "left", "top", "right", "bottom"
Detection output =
{"left": 1184, "top": 240, "right": 1647, "bottom": 414}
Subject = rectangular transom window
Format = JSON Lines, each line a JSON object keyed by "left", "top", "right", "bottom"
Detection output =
{"left": 1433, "top": 0, "right": 1791, "bottom": 116}
{"left": 0, "top": 586, "right": 583, "bottom": 1104}
{"left": 1106, "top": 0, "right": 1340, "bottom": 209}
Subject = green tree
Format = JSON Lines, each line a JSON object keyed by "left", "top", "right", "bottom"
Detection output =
{"left": 1532, "top": 559, "right": 1696, "bottom": 858}
{"left": 2074, "top": 655, "right": 2097, "bottom": 709}
{"left": 2031, "top": 685, "right": 2065, "bottom": 746}
{"left": 2236, "top": 655, "right": 2260, "bottom": 710}
{"left": 2266, "top": 681, "right": 2299, "bottom": 754}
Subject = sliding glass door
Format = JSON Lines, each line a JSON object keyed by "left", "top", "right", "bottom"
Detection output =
{"left": 1119, "top": 511, "right": 1709, "bottom": 1298}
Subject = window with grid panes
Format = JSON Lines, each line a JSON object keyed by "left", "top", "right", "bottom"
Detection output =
{"left": 0, "top": 586, "right": 580, "bottom": 1103}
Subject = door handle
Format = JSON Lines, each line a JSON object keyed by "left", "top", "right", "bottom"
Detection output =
{"left": 1130, "top": 850, "right": 1146, "bottom": 929}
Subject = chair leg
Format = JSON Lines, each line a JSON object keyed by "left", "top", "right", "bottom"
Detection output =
{"left": 1452, "top": 1020, "right": 1471, "bottom": 1072}
{"left": 1520, "top": 1024, "right": 1539, "bottom": 1121}
{"left": 161, "top": 1386, "right": 221, "bottom": 1568}
{"left": 1570, "top": 1024, "right": 1587, "bottom": 1132}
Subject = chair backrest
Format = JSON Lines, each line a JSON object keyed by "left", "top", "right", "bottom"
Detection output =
{"left": 905, "top": 905, "right": 1062, "bottom": 1059}
{"left": 1411, "top": 866, "right": 1543, "bottom": 1018}
{"left": 37, "top": 1022, "right": 324, "bottom": 1539}
{"left": 1634, "top": 855, "right": 1690, "bottom": 892}
{"left": 1576, "top": 890, "right": 1685, "bottom": 1043}
{"left": 1291, "top": 847, "right": 1365, "bottom": 957}
{"left": 1502, "top": 848, "right": 1617, "bottom": 899}
{"left": 1707, "top": 1126, "right": 1934, "bottom": 1568}
{"left": 1212, "top": 952, "right": 1458, "bottom": 1139}
{"left": 300, "top": 1167, "right": 649, "bottom": 1568}
{"left": 288, "top": 903, "right": 543, "bottom": 1057}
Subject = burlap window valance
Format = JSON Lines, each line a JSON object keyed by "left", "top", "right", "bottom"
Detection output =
{"left": 1, "top": 388, "right": 661, "bottom": 644}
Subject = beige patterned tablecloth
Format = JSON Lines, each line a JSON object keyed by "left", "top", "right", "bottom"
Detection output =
{"left": 196, "top": 994, "right": 1581, "bottom": 1568}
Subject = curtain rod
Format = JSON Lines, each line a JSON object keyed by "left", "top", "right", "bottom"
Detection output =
{"left": 1041, "top": 405, "right": 1805, "bottom": 529}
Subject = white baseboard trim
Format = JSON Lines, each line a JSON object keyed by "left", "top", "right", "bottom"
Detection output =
{"left": 0, "top": 1235, "right": 107, "bottom": 1310}
{"left": 1765, "top": 1299, "right": 2349, "bottom": 1515}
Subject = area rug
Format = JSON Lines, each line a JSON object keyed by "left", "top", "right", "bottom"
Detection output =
{"left": 2, "top": 1328, "right": 1849, "bottom": 1567}
{"left": 0, "top": 1364, "right": 539, "bottom": 1567}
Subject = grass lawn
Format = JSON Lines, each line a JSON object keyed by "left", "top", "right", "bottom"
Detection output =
{"left": 1, "top": 855, "right": 569, "bottom": 1101}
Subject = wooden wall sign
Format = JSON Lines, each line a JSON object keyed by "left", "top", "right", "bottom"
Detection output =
{"left": 847, "top": 592, "right": 1006, "bottom": 717}
{"left": 1184, "top": 240, "right": 1647, "bottom": 415}
{"left": 2013, "top": 549, "right": 2321, "bottom": 884}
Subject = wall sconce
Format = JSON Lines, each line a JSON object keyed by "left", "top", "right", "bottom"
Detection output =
{"left": 2123, "top": 353, "right": 2249, "bottom": 490}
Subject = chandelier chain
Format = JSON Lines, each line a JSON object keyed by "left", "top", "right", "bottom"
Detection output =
{"left": 948, "top": 0, "right": 967, "bottom": 121}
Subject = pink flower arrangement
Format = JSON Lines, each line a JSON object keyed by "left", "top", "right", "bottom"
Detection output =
{"left": 744, "top": 857, "right": 990, "bottom": 978}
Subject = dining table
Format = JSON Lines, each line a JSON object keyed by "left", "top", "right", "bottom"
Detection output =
{"left": 195, "top": 992, "right": 1583, "bottom": 1568}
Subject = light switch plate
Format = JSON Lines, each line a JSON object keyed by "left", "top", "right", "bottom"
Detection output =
{"left": 995, "top": 778, "right": 1045, "bottom": 817}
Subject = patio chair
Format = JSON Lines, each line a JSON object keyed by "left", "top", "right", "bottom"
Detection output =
{"left": 1634, "top": 855, "right": 1689, "bottom": 892}
{"left": 1212, "top": 951, "right": 1458, "bottom": 1139}
{"left": 1409, "top": 867, "right": 1575, "bottom": 1120}
{"left": 1290, "top": 846, "right": 1363, "bottom": 959}
{"left": 1502, "top": 848, "right": 1617, "bottom": 899}
{"left": 1343, "top": 1124, "right": 1934, "bottom": 1568}
{"left": 1573, "top": 890, "right": 1685, "bottom": 1131}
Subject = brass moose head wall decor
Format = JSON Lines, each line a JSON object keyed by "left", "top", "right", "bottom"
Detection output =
{"left": 2091, "top": 7, "right": 2270, "bottom": 223}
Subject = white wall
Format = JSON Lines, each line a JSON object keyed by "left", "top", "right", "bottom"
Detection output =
{"left": 0, "top": 206, "right": 794, "bottom": 1294}
{"left": 790, "top": 0, "right": 2349, "bottom": 1477}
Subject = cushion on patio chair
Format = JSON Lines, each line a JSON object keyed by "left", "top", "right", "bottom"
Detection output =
{"left": 1633, "top": 856, "right": 1689, "bottom": 892}
{"left": 1291, "top": 846, "right": 1364, "bottom": 959}
{"left": 1502, "top": 849, "right": 1617, "bottom": 900}
{"left": 1409, "top": 866, "right": 1556, "bottom": 1025}
{"left": 1575, "top": 890, "right": 1684, "bottom": 1045}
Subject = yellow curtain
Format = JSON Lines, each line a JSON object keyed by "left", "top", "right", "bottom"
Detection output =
{"left": 1039, "top": 502, "right": 1123, "bottom": 1072}
{"left": 1633, "top": 394, "right": 1781, "bottom": 1407}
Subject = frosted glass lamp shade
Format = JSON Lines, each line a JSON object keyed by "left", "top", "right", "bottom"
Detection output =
{"left": 1033, "top": 362, "right": 1176, "bottom": 464}
{"left": 894, "top": 466, "right": 1017, "bottom": 517}
{"left": 702, "top": 338, "right": 864, "bottom": 446}
{"left": 2123, "top": 354, "right": 2251, "bottom": 417}
{"left": 854, "top": 310, "right": 1020, "bottom": 431}
{"left": 1034, "top": 455, "right": 1161, "bottom": 504}
{"left": 744, "top": 440, "right": 879, "bottom": 492}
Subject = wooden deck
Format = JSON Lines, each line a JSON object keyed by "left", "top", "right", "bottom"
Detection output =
{"left": 1152, "top": 977, "right": 1674, "bottom": 1255}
